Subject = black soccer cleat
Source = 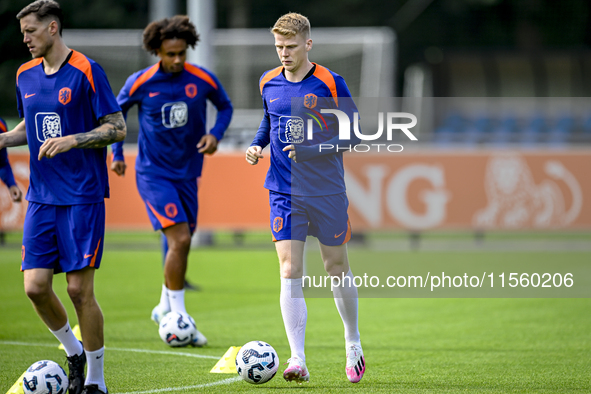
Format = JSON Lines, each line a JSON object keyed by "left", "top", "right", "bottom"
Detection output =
{"left": 66, "top": 350, "right": 86, "bottom": 394}
{"left": 81, "top": 384, "right": 108, "bottom": 394}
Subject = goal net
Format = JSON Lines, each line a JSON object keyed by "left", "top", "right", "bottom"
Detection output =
{"left": 63, "top": 27, "right": 396, "bottom": 149}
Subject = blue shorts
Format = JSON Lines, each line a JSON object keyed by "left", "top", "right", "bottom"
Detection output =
{"left": 136, "top": 173, "right": 198, "bottom": 232}
{"left": 21, "top": 202, "right": 105, "bottom": 273}
{"left": 269, "top": 191, "right": 351, "bottom": 246}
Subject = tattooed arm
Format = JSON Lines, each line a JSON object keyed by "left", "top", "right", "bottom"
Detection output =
{"left": 38, "top": 111, "right": 126, "bottom": 160}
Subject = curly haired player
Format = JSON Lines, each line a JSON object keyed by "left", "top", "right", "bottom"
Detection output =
{"left": 111, "top": 15, "right": 233, "bottom": 345}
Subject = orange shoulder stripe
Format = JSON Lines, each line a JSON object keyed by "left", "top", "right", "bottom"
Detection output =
{"left": 16, "top": 58, "right": 43, "bottom": 86}
{"left": 0, "top": 121, "right": 6, "bottom": 133}
{"left": 184, "top": 63, "right": 217, "bottom": 89}
{"left": 68, "top": 50, "right": 95, "bottom": 93}
{"left": 259, "top": 66, "right": 283, "bottom": 95}
{"left": 129, "top": 63, "right": 160, "bottom": 97}
{"left": 312, "top": 64, "right": 338, "bottom": 107}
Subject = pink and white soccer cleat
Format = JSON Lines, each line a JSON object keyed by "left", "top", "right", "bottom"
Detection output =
{"left": 283, "top": 356, "right": 310, "bottom": 384}
{"left": 346, "top": 344, "right": 365, "bottom": 383}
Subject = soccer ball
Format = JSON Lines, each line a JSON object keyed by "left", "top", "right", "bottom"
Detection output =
{"left": 235, "top": 341, "right": 279, "bottom": 384}
{"left": 22, "top": 360, "right": 69, "bottom": 394}
{"left": 158, "top": 311, "right": 197, "bottom": 347}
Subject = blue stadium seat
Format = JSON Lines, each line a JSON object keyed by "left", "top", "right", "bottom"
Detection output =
{"left": 433, "top": 113, "right": 463, "bottom": 145}
{"left": 519, "top": 115, "right": 547, "bottom": 147}
{"left": 547, "top": 116, "right": 573, "bottom": 147}
{"left": 489, "top": 116, "right": 517, "bottom": 145}
{"left": 462, "top": 116, "right": 490, "bottom": 145}
{"left": 581, "top": 116, "right": 591, "bottom": 143}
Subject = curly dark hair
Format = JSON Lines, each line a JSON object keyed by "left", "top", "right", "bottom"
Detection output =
{"left": 17, "top": 0, "right": 64, "bottom": 36}
{"left": 143, "top": 15, "right": 200, "bottom": 55}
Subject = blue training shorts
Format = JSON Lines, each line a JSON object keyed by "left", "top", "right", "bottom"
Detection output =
{"left": 136, "top": 173, "right": 198, "bottom": 232}
{"left": 269, "top": 191, "right": 351, "bottom": 246}
{"left": 21, "top": 202, "right": 105, "bottom": 273}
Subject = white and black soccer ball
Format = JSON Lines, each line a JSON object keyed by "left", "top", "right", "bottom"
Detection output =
{"left": 235, "top": 341, "right": 279, "bottom": 384}
{"left": 158, "top": 311, "right": 197, "bottom": 347}
{"left": 22, "top": 360, "right": 69, "bottom": 394}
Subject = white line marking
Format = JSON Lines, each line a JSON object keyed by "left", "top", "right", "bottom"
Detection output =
{"left": 107, "top": 347, "right": 219, "bottom": 359}
{"left": 0, "top": 341, "right": 218, "bottom": 359}
{"left": 0, "top": 341, "right": 57, "bottom": 348}
{"left": 115, "top": 377, "right": 242, "bottom": 394}
{"left": 0, "top": 341, "right": 240, "bottom": 393}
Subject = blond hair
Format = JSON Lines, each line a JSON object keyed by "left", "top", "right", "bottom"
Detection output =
{"left": 271, "top": 12, "right": 311, "bottom": 39}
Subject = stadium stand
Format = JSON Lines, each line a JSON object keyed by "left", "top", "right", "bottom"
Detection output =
{"left": 408, "top": 51, "right": 591, "bottom": 146}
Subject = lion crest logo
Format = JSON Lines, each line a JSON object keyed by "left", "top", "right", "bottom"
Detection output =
{"left": 43, "top": 115, "right": 62, "bottom": 139}
{"left": 279, "top": 116, "right": 305, "bottom": 144}
{"left": 473, "top": 154, "right": 582, "bottom": 228}
{"left": 304, "top": 93, "right": 317, "bottom": 109}
{"left": 59, "top": 87, "right": 71, "bottom": 105}
{"left": 161, "top": 102, "right": 189, "bottom": 128}
{"left": 35, "top": 112, "right": 63, "bottom": 142}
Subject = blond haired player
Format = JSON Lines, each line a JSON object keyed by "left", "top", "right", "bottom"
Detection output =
{"left": 246, "top": 12, "right": 365, "bottom": 384}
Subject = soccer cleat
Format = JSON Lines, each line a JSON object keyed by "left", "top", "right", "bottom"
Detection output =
{"left": 81, "top": 384, "right": 108, "bottom": 394}
{"left": 345, "top": 344, "right": 365, "bottom": 383}
{"left": 283, "top": 356, "right": 310, "bottom": 384}
{"left": 191, "top": 329, "right": 208, "bottom": 347}
{"left": 151, "top": 304, "right": 170, "bottom": 325}
{"left": 66, "top": 349, "right": 86, "bottom": 394}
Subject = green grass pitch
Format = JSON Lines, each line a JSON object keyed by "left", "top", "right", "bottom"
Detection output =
{"left": 1, "top": 231, "right": 590, "bottom": 393}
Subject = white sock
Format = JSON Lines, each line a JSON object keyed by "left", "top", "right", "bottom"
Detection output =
{"left": 85, "top": 347, "right": 107, "bottom": 392}
{"left": 280, "top": 277, "right": 307, "bottom": 361}
{"left": 49, "top": 322, "right": 83, "bottom": 357}
{"left": 332, "top": 270, "right": 361, "bottom": 346}
{"left": 159, "top": 284, "right": 170, "bottom": 310}
{"left": 168, "top": 289, "right": 186, "bottom": 313}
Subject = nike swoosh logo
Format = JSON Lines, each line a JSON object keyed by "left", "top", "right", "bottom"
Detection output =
{"left": 84, "top": 254, "right": 93, "bottom": 258}
{"left": 65, "top": 329, "right": 69, "bottom": 333}
{"left": 270, "top": 98, "right": 279, "bottom": 102}
{"left": 96, "top": 354, "right": 103, "bottom": 359}
{"left": 25, "top": 93, "right": 36, "bottom": 98}
{"left": 334, "top": 231, "right": 345, "bottom": 238}
{"left": 149, "top": 92, "right": 160, "bottom": 97}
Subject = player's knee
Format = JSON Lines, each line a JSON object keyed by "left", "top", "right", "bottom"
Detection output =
{"left": 280, "top": 260, "right": 303, "bottom": 278}
{"left": 24, "top": 281, "right": 51, "bottom": 303}
{"left": 323, "top": 258, "right": 347, "bottom": 276}
{"left": 169, "top": 232, "right": 191, "bottom": 252}
{"left": 67, "top": 283, "right": 93, "bottom": 308}
{"left": 280, "top": 264, "right": 291, "bottom": 278}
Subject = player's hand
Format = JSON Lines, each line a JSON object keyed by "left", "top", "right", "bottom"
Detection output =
{"left": 38, "top": 135, "right": 76, "bottom": 160}
{"left": 246, "top": 146, "right": 264, "bottom": 165}
{"left": 283, "top": 144, "right": 297, "bottom": 163}
{"left": 9, "top": 185, "right": 22, "bottom": 202}
{"left": 111, "top": 160, "right": 127, "bottom": 176}
{"left": 197, "top": 134, "right": 218, "bottom": 154}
